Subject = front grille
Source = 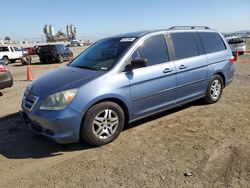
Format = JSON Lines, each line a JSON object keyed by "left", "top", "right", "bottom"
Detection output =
{"left": 23, "top": 90, "right": 39, "bottom": 111}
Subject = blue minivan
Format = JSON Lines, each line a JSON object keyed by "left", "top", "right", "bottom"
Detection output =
{"left": 22, "top": 26, "right": 235, "bottom": 146}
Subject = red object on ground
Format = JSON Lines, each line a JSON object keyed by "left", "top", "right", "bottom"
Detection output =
{"left": 0, "top": 64, "right": 8, "bottom": 72}
{"left": 235, "top": 50, "right": 239, "bottom": 62}
{"left": 27, "top": 65, "right": 33, "bottom": 81}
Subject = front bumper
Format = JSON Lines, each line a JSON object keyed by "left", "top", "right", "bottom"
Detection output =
{"left": 21, "top": 99, "right": 83, "bottom": 144}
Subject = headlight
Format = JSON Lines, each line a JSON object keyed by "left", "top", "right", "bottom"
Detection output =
{"left": 40, "top": 89, "right": 78, "bottom": 110}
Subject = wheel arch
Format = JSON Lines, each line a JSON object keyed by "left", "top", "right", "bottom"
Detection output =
{"left": 2, "top": 55, "right": 9, "bottom": 59}
{"left": 79, "top": 97, "right": 130, "bottom": 140}
{"left": 91, "top": 98, "right": 130, "bottom": 123}
{"left": 214, "top": 72, "right": 225, "bottom": 87}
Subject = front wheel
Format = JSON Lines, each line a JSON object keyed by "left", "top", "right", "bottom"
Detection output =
{"left": 81, "top": 102, "right": 125, "bottom": 146}
{"left": 2, "top": 56, "right": 9, "bottom": 65}
{"left": 203, "top": 75, "right": 223, "bottom": 104}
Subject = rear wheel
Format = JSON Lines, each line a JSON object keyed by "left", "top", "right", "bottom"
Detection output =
{"left": 203, "top": 75, "right": 223, "bottom": 104}
{"left": 21, "top": 58, "right": 26, "bottom": 65}
{"left": 81, "top": 102, "right": 125, "bottom": 146}
{"left": 40, "top": 58, "right": 45, "bottom": 64}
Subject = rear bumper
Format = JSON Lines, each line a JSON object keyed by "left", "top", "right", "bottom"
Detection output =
{"left": 0, "top": 72, "right": 13, "bottom": 90}
{"left": 21, "top": 106, "right": 83, "bottom": 144}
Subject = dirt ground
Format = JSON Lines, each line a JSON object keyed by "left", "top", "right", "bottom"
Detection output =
{"left": 0, "top": 42, "right": 250, "bottom": 188}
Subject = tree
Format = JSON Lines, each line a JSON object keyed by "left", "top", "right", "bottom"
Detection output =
{"left": 5, "top": 36, "right": 11, "bottom": 41}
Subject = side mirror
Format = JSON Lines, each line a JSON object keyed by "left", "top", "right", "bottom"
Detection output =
{"left": 125, "top": 58, "right": 147, "bottom": 71}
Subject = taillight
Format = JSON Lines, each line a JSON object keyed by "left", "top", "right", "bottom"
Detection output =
{"left": 230, "top": 50, "right": 238, "bottom": 64}
{"left": 230, "top": 56, "right": 236, "bottom": 64}
{"left": 0, "top": 65, "right": 8, "bottom": 72}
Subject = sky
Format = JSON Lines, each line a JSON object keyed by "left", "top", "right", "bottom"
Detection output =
{"left": 0, "top": 0, "right": 250, "bottom": 41}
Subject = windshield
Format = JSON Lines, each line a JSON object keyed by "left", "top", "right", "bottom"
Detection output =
{"left": 69, "top": 37, "right": 136, "bottom": 71}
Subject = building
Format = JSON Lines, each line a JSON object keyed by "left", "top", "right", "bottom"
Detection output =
{"left": 43, "top": 24, "right": 77, "bottom": 42}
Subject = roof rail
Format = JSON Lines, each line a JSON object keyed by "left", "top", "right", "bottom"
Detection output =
{"left": 168, "top": 26, "right": 210, "bottom": 30}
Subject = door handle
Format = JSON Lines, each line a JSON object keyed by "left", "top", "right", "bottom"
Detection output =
{"left": 179, "top": 64, "right": 188, "bottom": 70}
{"left": 163, "top": 68, "right": 173, "bottom": 73}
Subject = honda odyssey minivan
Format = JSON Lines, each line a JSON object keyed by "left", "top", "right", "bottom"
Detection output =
{"left": 22, "top": 26, "right": 235, "bottom": 146}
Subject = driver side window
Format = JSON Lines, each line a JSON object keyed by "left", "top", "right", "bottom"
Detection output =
{"left": 130, "top": 34, "right": 169, "bottom": 67}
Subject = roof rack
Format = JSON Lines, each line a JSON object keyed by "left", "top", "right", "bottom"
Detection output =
{"left": 168, "top": 26, "right": 210, "bottom": 30}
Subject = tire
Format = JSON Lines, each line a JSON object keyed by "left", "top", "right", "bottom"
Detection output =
{"left": 58, "top": 55, "right": 63, "bottom": 63}
{"left": 81, "top": 102, "right": 125, "bottom": 146}
{"left": 27, "top": 56, "right": 32, "bottom": 65}
{"left": 40, "top": 58, "right": 45, "bottom": 64}
{"left": 21, "top": 59, "right": 26, "bottom": 65}
{"left": 2, "top": 56, "right": 9, "bottom": 65}
{"left": 203, "top": 75, "right": 223, "bottom": 104}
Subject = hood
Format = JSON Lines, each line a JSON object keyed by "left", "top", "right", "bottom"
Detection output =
{"left": 28, "top": 66, "right": 105, "bottom": 98}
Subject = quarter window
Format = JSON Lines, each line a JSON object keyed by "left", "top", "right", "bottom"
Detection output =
{"left": 133, "top": 35, "right": 169, "bottom": 66}
{"left": 171, "top": 32, "right": 199, "bottom": 60}
{"left": 199, "top": 32, "right": 226, "bottom": 53}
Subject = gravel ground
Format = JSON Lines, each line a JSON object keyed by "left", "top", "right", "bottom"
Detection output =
{"left": 0, "top": 43, "right": 249, "bottom": 188}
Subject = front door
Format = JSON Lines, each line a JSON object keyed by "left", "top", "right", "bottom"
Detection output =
{"left": 128, "top": 34, "right": 177, "bottom": 119}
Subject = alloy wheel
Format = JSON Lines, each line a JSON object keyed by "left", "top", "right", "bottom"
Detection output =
{"left": 210, "top": 79, "right": 222, "bottom": 101}
{"left": 92, "top": 109, "right": 119, "bottom": 139}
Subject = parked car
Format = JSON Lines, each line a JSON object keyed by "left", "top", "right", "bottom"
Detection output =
{"left": 0, "top": 60, "right": 13, "bottom": 90}
{"left": 83, "top": 40, "right": 94, "bottom": 46}
{"left": 34, "top": 45, "right": 40, "bottom": 55}
{"left": 70, "top": 40, "right": 83, "bottom": 47}
{"left": 226, "top": 36, "right": 246, "bottom": 55}
{"left": 0, "top": 46, "right": 27, "bottom": 65}
{"left": 24, "top": 47, "right": 36, "bottom": 55}
{"left": 22, "top": 26, "right": 235, "bottom": 146}
{"left": 38, "top": 44, "right": 73, "bottom": 63}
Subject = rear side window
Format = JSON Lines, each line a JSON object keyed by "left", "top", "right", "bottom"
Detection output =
{"left": 171, "top": 32, "right": 199, "bottom": 60}
{"left": 136, "top": 35, "right": 169, "bottom": 66}
{"left": 0, "top": 47, "right": 9, "bottom": 52}
{"left": 199, "top": 32, "right": 226, "bottom": 53}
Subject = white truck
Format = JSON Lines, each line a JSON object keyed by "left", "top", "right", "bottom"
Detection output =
{"left": 0, "top": 46, "right": 27, "bottom": 65}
